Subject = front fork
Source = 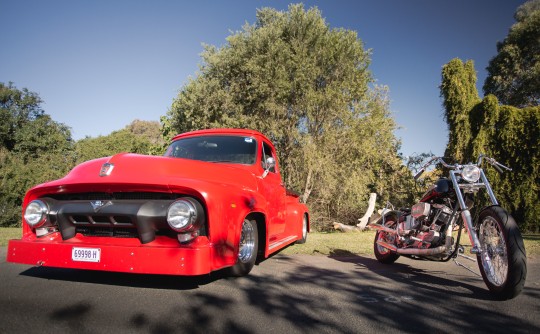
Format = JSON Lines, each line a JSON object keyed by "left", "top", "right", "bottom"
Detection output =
{"left": 450, "top": 170, "right": 490, "bottom": 254}
{"left": 460, "top": 209, "right": 482, "bottom": 254}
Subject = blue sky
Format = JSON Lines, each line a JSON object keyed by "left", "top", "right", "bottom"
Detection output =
{"left": 0, "top": 0, "right": 525, "bottom": 158}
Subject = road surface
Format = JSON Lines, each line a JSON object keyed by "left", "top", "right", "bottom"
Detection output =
{"left": 1, "top": 247, "right": 538, "bottom": 333}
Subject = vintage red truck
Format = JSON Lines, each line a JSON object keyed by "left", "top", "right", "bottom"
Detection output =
{"left": 7, "top": 129, "right": 309, "bottom": 276}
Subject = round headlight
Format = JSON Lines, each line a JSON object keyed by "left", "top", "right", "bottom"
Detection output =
{"left": 167, "top": 200, "right": 197, "bottom": 231}
{"left": 462, "top": 165, "right": 481, "bottom": 183}
{"left": 24, "top": 200, "right": 48, "bottom": 228}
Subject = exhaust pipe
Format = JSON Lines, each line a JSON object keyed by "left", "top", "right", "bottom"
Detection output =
{"left": 373, "top": 223, "right": 453, "bottom": 257}
{"left": 396, "top": 245, "right": 447, "bottom": 256}
{"left": 376, "top": 240, "right": 397, "bottom": 252}
{"left": 377, "top": 240, "right": 447, "bottom": 256}
{"left": 370, "top": 223, "right": 397, "bottom": 235}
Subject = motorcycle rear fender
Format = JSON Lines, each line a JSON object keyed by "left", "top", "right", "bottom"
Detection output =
{"left": 372, "top": 210, "right": 402, "bottom": 225}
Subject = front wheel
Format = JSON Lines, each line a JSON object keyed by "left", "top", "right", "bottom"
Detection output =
{"left": 227, "top": 219, "right": 259, "bottom": 277}
{"left": 476, "top": 206, "right": 527, "bottom": 300}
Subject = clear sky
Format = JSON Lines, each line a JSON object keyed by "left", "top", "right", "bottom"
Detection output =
{"left": 0, "top": 0, "right": 526, "bottom": 158}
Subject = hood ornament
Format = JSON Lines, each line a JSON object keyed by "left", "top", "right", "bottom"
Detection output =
{"left": 91, "top": 200, "right": 113, "bottom": 212}
{"left": 99, "top": 163, "right": 114, "bottom": 177}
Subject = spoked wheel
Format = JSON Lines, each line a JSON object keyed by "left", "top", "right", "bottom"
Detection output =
{"left": 374, "top": 217, "right": 400, "bottom": 264}
{"left": 228, "top": 219, "right": 258, "bottom": 277}
{"left": 476, "top": 206, "right": 527, "bottom": 300}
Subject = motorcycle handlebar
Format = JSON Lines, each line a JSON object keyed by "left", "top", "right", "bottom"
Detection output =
{"left": 414, "top": 155, "right": 512, "bottom": 180}
{"left": 413, "top": 168, "right": 425, "bottom": 180}
{"left": 482, "top": 156, "right": 512, "bottom": 172}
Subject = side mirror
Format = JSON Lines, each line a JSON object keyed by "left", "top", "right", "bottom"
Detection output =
{"left": 265, "top": 157, "right": 275, "bottom": 170}
{"left": 262, "top": 157, "right": 275, "bottom": 178}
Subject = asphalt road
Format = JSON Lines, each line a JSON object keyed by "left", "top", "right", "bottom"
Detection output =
{"left": 1, "top": 246, "right": 539, "bottom": 334}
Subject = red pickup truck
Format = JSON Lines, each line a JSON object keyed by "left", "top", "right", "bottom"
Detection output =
{"left": 7, "top": 129, "right": 309, "bottom": 276}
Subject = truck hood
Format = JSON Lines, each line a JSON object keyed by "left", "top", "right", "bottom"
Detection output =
{"left": 30, "top": 153, "right": 259, "bottom": 195}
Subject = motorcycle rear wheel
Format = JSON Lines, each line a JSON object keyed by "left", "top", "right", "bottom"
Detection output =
{"left": 476, "top": 206, "right": 527, "bottom": 300}
{"left": 374, "top": 218, "right": 400, "bottom": 264}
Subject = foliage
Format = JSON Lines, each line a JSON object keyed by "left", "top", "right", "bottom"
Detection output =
{"left": 0, "top": 82, "right": 45, "bottom": 151}
{"left": 404, "top": 152, "right": 443, "bottom": 202}
{"left": 472, "top": 102, "right": 540, "bottom": 232}
{"left": 440, "top": 60, "right": 540, "bottom": 232}
{"left": 125, "top": 119, "right": 164, "bottom": 146}
{"left": 440, "top": 59, "right": 480, "bottom": 162}
{"left": 148, "top": 115, "right": 176, "bottom": 155}
{"left": 167, "top": 4, "right": 410, "bottom": 230}
{"left": 0, "top": 84, "right": 160, "bottom": 227}
{"left": 483, "top": 0, "right": 540, "bottom": 107}
{"left": 74, "top": 120, "right": 159, "bottom": 163}
{"left": 0, "top": 82, "right": 74, "bottom": 227}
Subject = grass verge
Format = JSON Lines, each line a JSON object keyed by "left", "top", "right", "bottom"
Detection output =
{"left": 0, "top": 228, "right": 21, "bottom": 246}
{"left": 1, "top": 228, "right": 538, "bottom": 258}
{"left": 283, "top": 231, "right": 540, "bottom": 259}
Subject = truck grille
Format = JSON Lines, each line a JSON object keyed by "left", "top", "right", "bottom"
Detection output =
{"left": 75, "top": 226, "right": 138, "bottom": 238}
{"left": 42, "top": 193, "right": 176, "bottom": 244}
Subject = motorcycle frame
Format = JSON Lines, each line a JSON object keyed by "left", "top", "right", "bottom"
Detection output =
{"left": 374, "top": 163, "right": 498, "bottom": 256}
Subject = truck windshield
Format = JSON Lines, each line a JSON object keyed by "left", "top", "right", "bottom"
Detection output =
{"left": 164, "top": 135, "right": 257, "bottom": 165}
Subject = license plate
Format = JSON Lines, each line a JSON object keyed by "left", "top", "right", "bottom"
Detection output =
{"left": 72, "top": 247, "right": 101, "bottom": 262}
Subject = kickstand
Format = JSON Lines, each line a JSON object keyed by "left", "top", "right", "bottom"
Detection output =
{"left": 453, "top": 245, "right": 481, "bottom": 277}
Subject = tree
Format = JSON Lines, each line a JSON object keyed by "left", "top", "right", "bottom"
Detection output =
{"left": 0, "top": 82, "right": 45, "bottom": 150}
{"left": 167, "top": 4, "right": 407, "bottom": 230}
{"left": 74, "top": 128, "right": 154, "bottom": 163}
{"left": 440, "top": 58, "right": 480, "bottom": 162}
{"left": 441, "top": 60, "right": 540, "bottom": 232}
{"left": 125, "top": 119, "right": 164, "bottom": 146}
{"left": 0, "top": 82, "right": 74, "bottom": 227}
{"left": 483, "top": 0, "right": 540, "bottom": 107}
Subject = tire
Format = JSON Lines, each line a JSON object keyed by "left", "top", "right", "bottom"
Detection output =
{"left": 228, "top": 219, "right": 259, "bottom": 277}
{"left": 296, "top": 214, "right": 308, "bottom": 244}
{"left": 476, "top": 206, "right": 527, "bottom": 300}
{"left": 374, "top": 217, "right": 400, "bottom": 264}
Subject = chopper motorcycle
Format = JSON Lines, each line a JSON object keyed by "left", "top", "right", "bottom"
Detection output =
{"left": 369, "top": 155, "right": 527, "bottom": 300}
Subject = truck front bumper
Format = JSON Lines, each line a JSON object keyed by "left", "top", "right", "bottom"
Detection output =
{"left": 7, "top": 233, "right": 214, "bottom": 276}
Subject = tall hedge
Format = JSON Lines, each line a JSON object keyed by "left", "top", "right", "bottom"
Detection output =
{"left": 441, "top": 59, "right": 540, "bottom": 232}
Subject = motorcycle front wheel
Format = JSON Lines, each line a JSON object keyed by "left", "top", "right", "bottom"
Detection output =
{"left": 476, "top": 206, "right": 527, "bottom": 300}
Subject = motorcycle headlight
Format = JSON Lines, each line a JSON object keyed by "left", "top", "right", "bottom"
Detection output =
{"left": 24, "top": 200, "right": 48, "bottom": 228}
{"left": 167, "top": 199, "right": 197, "bottom": 231}
{"left": 461, "top": 165, "right": 481, "bottom": 183}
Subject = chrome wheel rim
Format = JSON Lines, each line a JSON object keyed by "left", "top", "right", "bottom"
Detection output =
{"left": 479, "top": 216, "right": 508, "bottom": 286}
{"left": 238, "top": 220, "right": 255, "bottom": 263}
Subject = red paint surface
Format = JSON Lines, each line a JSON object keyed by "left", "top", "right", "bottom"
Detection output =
{"left": 7, "top": 129, "right": 309, "bottom": 275}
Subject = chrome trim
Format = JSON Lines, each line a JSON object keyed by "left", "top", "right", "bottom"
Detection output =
{"left": 480, "top": 169, "right": 499, "bottom": 205}
{"left": 99, "top": 163, "right": 114, "bottom": 177}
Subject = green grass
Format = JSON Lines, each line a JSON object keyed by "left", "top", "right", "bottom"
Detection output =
{"left": 283, "top": 230, "right": 540, "bottom": 259}
{"left": 1, "top": 228, "right": 538, "bottom": 258}
{"left": 0, "top": 228, "right": 21, "bottom": 246}
{"left": 282, "top": 231, "right": 377, "bottom": 256}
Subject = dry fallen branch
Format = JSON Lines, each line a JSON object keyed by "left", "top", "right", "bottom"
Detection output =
{"left": 332, "top": 193, "right": 378, "bottom": 232}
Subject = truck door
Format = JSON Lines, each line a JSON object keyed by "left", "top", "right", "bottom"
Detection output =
{"left": 260, "top": 141, "right": 286, "bottom": 237}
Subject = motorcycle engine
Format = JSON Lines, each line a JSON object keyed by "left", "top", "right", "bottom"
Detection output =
{"left": 399, "top": 202, "right": 453, "bottom": 248}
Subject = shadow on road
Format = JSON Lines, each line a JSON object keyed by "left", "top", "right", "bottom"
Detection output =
{"left": 20, "top": 266, "right": 229, "bottom": 290}
{"left": 5, "top": 248, "right": 539, "bottom": 334}
{"left": 326, "top": 249, "right": 495, "bottom": 300}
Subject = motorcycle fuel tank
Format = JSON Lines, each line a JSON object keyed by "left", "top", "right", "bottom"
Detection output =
{"left": 420, "top": 178, "right": 452, "bottom": 202}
